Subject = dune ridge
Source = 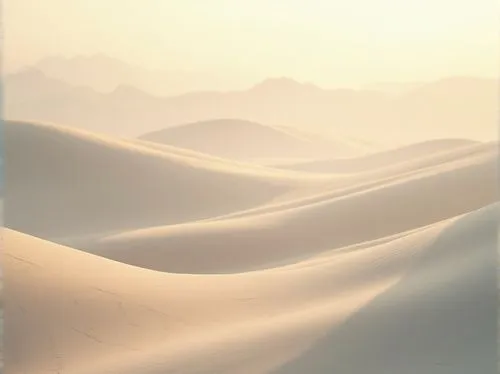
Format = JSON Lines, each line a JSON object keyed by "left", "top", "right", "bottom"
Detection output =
{"left": 80, "top": 142, "right": 497, "bottom": 273}
{"left": 274, "top": 138, "right": 479, "bottom": 173}
{"left": 209, "top": 140, "right": 496, "bottom": 221}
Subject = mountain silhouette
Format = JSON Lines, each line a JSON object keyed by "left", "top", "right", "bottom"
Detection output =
{"left": 5, "top": 68, "right": 498, "bottom": 144}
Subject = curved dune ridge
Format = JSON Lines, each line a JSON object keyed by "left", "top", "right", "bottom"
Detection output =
{"left": 5, "top": 203, "right": 498, "bottom": 374}
{"left": 275, "top": 138, "right": 479, "bottom": 173}
{"left": 78, "top": 140, "right": 497, "bottom": 273}
{"left": 139, "top": 118, "right": 363, "bottom": 161}
{"left": 5, "top": 121, "right": 498, "bottom": 373}
{"left": 199, "top": 141, "right": 497, "bottom": 222}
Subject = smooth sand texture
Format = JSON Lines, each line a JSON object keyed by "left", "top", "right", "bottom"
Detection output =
{"left": 4, "top": 121, "right": 498, "bottom": 373}
{"left": 5, "top": 206, "right": 498, "bottom": 374}
{"left": 81, "top": 143, "right": 498, "bottom": 274}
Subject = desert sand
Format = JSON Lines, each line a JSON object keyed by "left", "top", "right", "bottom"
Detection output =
{"left": 4, "top": 119, "right": 498, "bottom": 374}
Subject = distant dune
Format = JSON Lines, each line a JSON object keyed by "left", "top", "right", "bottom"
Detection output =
{"left": 274, "top": 125, "right": 379, "bottom": 153}
{"left": 139, "top": 119, "right": 362, "bottom": 160}
{"left": 275, "top": 138, "right": 479, "bottom": 173}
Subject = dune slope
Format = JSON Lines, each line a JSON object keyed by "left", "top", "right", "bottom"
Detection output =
{"left": 83, "top": 143, "right": 497, "bottom": 273}
{"left": 4, "top": 203, "right": 497, "bottom": 374}
{"left": 274, "top": 203, "right": 498, "bottom": 374}
{"left": 5, "top": 117, "right": 496, "bottom": 374}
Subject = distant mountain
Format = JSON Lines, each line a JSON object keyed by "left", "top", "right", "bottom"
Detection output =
{"left": 4, "top": 70, "right": 498, "bottom": 144}
{"left": 4, "top": 68, "right": 95, "bottom": 101}
{"left": 362, "top": 81, "right": 424, "bottom": 94}
{"left": 32, "top": 54, "right": 250, "bottom": 96}
{"left": 5, "top": 69, "right": 166, "bottom": 135}
{"left": 35, "top": 54, "right": 135, "bottom": 92}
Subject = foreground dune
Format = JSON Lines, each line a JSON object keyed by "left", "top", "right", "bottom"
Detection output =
{"left": 5, "top": 203, "right": 497, "bottom": 374}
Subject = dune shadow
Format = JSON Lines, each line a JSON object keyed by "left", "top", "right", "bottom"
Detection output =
{"left": 273, "top": 204, "right": 498, "bottom": 374}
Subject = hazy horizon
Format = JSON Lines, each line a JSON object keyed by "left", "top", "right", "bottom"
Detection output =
{"left": 5, "top": 0, "right": 499, "bottom": 91}
{"left": 9, "top": 53, "right": 499, "bottom": 92}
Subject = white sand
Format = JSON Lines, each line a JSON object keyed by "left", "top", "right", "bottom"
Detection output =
{"left": 4, "top": 120, "right": 498, "bottom": 373}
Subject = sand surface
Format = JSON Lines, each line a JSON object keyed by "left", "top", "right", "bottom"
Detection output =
{"left": 4, "top": 120, "right": 498, "bottom": 373}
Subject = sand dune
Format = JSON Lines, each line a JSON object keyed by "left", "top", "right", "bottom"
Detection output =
{"left": 6, "top": 120, "right": 330, "bottom": 240}
{"left": 139, "top": 118, "right": 362, "bottom": 160}
{"left": 5, "top": 202, "right": 497, "bottom": 374}
{"left": 80, "top": 143, "right": 498, "bottom": 273}
{"left": 5, "top": 2, "right": 498, "bottom": 371}
{"left": 210, "top": 141, "right": 497, "bottom": 221}
{"left": 275, "top": 138, "right": 478, "bottom": 173}
{"left": 5, "top": 116, "right": 496, "bottom": 373}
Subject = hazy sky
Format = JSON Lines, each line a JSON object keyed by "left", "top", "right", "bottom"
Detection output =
{"left": 5, "top": 0, "right": 499, "bottom": 86}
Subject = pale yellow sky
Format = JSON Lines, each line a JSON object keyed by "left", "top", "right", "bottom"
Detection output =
{"left": 4, "top": 0, "right": 499, "bottom": 86}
